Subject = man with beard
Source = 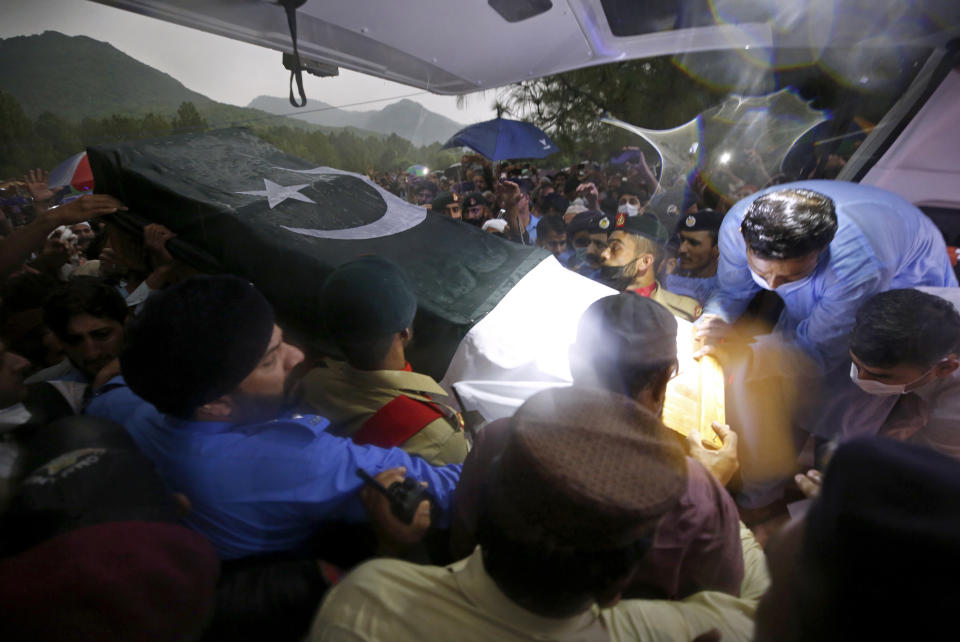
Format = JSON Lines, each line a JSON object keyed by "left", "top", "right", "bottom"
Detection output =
{"left": 302, "top": 257, "right": 468, "bottom": 466}
{"left": 461, "top": 192, "right": 492, "bottom": 226}
{"left": 410, "top": 180, "right": 437, "bottom": 207}
{"left": 664, "top": 209, "right": 724, "bottom": 306}
{"left": 68, "top": 221, "right": 96, "bottom": 253}
{"left": 84, "top": 274, "right": 461, "bottom": 560}
{"left": 599, "top": 214, "right": 700, "bottom": 322}
{"left": 430, "top": 192, "right": 462, "bottom": 220}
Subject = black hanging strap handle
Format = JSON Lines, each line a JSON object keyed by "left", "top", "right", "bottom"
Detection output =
{"left": 279, "top": 0, "right": 309, "bottom": 107}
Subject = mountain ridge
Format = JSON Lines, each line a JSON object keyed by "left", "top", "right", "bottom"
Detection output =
{"left": 0, "top": 31, "right": 384, "bottom": 139}
{"left": 247, "top": 95, "right": 465, "bottom": 146}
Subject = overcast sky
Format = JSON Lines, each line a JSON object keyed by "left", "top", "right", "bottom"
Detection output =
{"left": 2, "top": 0, "right": 498, "bottom": 125}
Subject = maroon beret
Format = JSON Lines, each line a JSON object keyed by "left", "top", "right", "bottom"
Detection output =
{"left": 0, "top": 521, "right": 219, "bottom": 642}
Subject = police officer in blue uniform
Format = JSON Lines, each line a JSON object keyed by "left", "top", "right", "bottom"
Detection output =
{"left": 86, "top": 275, "right": 461, "bottom": 560}
{"left": 664, "top": 209, "right": 724, "bottom": 306}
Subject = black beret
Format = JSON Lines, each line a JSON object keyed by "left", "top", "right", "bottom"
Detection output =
{"left": 462, "top": 191, "right": 490, "bottom": 209}
{"left": 318, "top": 256, "right": 417, "bottom": 344}
{"left": 430, "top": 191, "right": 460, "bottom": 213}
{"left": 120, "top": 275, "right": 275, "bottom": 417}
{"left": 614, "top": 211, "right": 667, "bottom": 244}
{"left": 676, "top": 208, "right": 725, "bottom": 234}
{"left": 568, "top": 209, "right": 612, "bottom": 236}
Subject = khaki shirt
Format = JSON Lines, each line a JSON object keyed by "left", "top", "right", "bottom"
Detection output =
{"left": 302, "top": 361, "right": 468, "bottom": 465}
{"left": 652, "top": 281, "right": 702, "bottom": 322}
{"left": 310, "top": 523, "right": 768, "bottom": 642}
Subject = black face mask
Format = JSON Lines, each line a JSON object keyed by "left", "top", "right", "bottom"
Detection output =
{"left": 599, "top": 258, "right": 638, "bottom": 291}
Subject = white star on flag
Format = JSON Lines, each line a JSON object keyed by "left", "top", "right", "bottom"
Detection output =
{"left": 237, "top": 179, "right": 316, "bottom": 208}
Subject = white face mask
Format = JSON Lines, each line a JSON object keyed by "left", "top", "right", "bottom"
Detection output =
{"left": 849, "top": 362, "right": 938, "bottom": 396}
{"left": 618, "top": 203, "right": 639, "bottom": 217}
{"left": 749, "top": 269, "right": 813, "bottom": 295}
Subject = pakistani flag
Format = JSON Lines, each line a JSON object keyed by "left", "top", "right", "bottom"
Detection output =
{"left": 87, "top": 128, "right": 560, "bottom": 379}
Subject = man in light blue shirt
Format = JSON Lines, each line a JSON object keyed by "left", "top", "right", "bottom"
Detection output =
{"left": 87, "top": 275, "right": 460, "bottom": 560}
{"left": 696, "top": 180, "right": 956, "bottom": 443}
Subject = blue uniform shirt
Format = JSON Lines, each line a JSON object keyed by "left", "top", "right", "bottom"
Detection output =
{"left": 665, "top": 272, "right": 718, "bottom": 307}
{"left": 87, "top": 379, "right": 462, "bottom": 560}
{"left": 704, "top": 180, "right": 957, "bottom": 374}
{"left": 526, "top": 213, "right": 540, "bottom": 243}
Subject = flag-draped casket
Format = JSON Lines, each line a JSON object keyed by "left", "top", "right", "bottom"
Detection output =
{"left": 87, "top": 128, "right": 549, "bottom": 379}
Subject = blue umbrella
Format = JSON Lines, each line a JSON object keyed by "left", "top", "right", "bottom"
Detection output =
{"left": 442, "top": 117, "right": 559, "bottom": 161}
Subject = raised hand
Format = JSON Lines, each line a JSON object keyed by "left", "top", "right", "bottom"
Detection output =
{"left": 48, "top": 194, "right": 127, "bottom": 226}
{"left": 23, "top": 168, "right": 55, "bottom": 204}
{"left": 143, "top": 223, "right": 176, "bottom": 267}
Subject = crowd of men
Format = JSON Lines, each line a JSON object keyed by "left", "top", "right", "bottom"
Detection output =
{"left": 1, "top": 155, "right": 959, "bottom": 642}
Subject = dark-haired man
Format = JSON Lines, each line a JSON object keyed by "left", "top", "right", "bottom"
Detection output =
{"left": 302, "top": 257, "right": 468, "bottom": 466}
{"left": 564, "top": 210, "right": 610, "bottom": 281}
{"left": 599, "top": 214, "right": 700, "bottom": 321}
{"left": 849, "top": 288, "right": 960, "bottom": 459}
{"left": 664, "top": 209, "right": 724, "bottom": 306}
{"left": 25, "top": 277, "right": 128, "bottom": 412}
{"left": 697, "top": 180, "right": 956, "bottom": 440}
{"left": 86, "top": 275, "right": 461, "bottom": 559}
{"left": 535, "top": 216, "right": 567, "bottom": 258}
{"left": 312, "top": 388, "right": 768, "bottom": 642}
{"left": 430, "top": 192, "right": 461, "bottom": 219}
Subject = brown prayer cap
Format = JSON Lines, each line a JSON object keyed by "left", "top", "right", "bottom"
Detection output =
{"left": 487, "top": 387, "right": 686, "bottom": 549}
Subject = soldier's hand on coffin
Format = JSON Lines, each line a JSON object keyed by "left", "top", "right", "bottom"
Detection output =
{"left": 687, "top": 422, "right": 739, "bottom": 486}
{"left": 361, "top": 466, "right": 431, "bottom": 555}
{"left": 794, "top": 469, "right": 822, "bottom": 499}
{"left": 49, "top": 194, "right": 127, "bottom": 226}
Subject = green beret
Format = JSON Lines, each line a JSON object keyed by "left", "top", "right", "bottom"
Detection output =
{"left": 318, "top": 256, "right": 417, "bottom": 342}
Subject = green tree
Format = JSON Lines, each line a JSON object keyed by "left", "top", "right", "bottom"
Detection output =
{"left": 171, "top": 101, "right": 208, "bottom": 132}
{"left": 0, "top": 91, "right": 39, "bottom": 176}
{"left": 139, "top": 113, "right": 173, "bottom": 138}
{"left": 503, "top": 56, "right": 725, "bottom": 159}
